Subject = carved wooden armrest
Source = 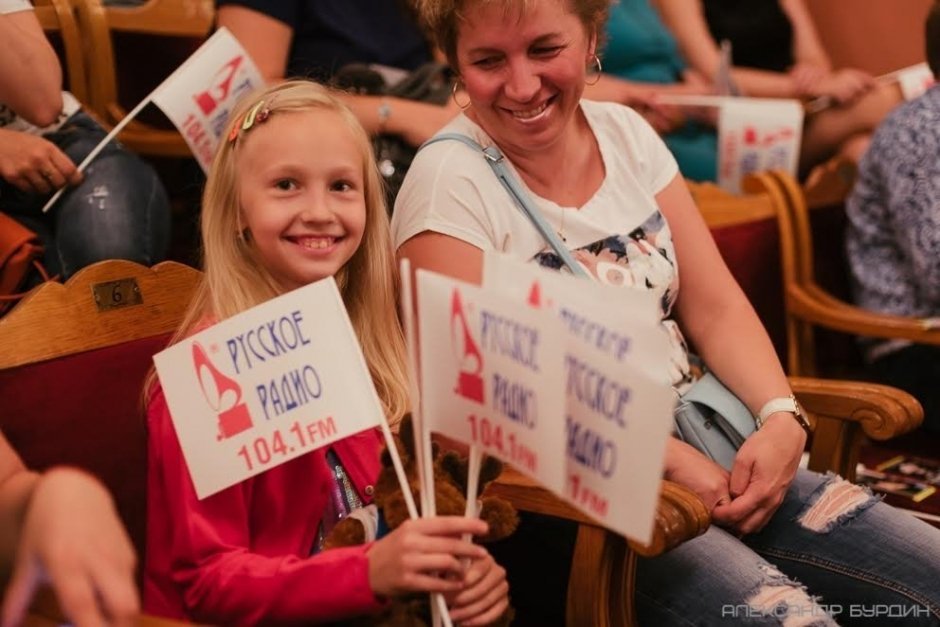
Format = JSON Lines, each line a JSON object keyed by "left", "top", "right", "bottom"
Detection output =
{"left": 628, "top": 480, "right": 709, "bottom": 557}
{"left": 790, "top": 377, "right": 923, "bottom": 480}
{"left": 790, "top": 377, "right": 922, "bottom": 440}
{"left": 490, "top": 469, "right": 709, "bottom": 626}
{"left": 489, "top": 469, "right": 709, "bottom": 557}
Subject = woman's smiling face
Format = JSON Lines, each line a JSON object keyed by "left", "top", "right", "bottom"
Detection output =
{"left": 455, "top": 0, "right": 595, "bottom": 155}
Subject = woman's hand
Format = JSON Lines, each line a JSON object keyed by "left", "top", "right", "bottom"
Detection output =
{"left": 0, "top": 128, "right": 82, "bottom": 195}
{"left": 808, "top": 68, "right": 875, "bottom": 106}
{"left": 367, "top": 516, "right": 489, "bottom": 598}
{"left": 1, "top": 468, "right": 138, "bottom": 627}
{"left": 446, "top": 549, "right": 509, "bottom": 626}
{"left": 712, "top": 414, "right": 806, "bottom": 535}
{"left": 664, "top": 438, "right": 732, "bottom": 513}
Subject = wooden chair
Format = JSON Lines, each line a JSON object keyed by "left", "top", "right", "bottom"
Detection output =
{"left": 743, "top": 169, "right": 940, "bottom": 378}
{"left": 71, "top": 0, "right": 214, "bottom": 157}
{"left": 33, "top": 0, "right": 88, "bottom": 104}
{"left": 0, "top": 260, "right": 200, "bottom": 573}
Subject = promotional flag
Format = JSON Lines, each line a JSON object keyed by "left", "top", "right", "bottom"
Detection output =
{"left": 894, "top": 63, "right": 936, "bottom": 101}
{"left": 153, "top": 278, "right": 385, "bottom": 499}
{"left": 483, "top": 253, "right": 674, "bottom": 542}
{"left": 42, "top": 27, "right": 263, "bottom": 212}
{"left": 417, "top": 270, "right": 568, "bottom": 494}
{"left": 718, "top": 98, "right": 804, "bottom": 194}
{"left": 151, "top": 27, "right": 263, "bottom": 171}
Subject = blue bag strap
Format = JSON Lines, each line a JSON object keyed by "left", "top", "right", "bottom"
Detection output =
{"left": 421, "top": 133, "right": 588, "bottom": 277}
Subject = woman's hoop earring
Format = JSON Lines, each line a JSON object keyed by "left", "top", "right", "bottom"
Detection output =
{"left": 452, "top": 81, "right": 471, "bottom": 110}
{"left": 585, "top": 54, "right": 602, "bottom": 86}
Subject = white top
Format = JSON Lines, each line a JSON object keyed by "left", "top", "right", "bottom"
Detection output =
{"left": 0, "top": 0, "right": 31, "bottom": 11}
{"left": 392, "top": 99, "right": 693, "bottom": 387}
{"left": 0, "top": 0, "right": 81, "bottom": 134}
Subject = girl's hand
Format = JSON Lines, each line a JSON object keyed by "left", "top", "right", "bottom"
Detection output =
{"left": 367, "top": 516, "right": 489, "bottom": 598}
{"left": 713, "top": 414, "right": 806, "bottom": 535}
{"left": 664, "top": 438, "right": 732, "bottom": 513}
{"left": 446, "top": 549, "right": 509, "bottom": 626}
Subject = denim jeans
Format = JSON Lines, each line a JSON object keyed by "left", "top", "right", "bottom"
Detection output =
{"left": 637, "top": 469, "right": 940, "bottom": 626}
{"left": 0, "top": 111, "right": 171, "bottom": 278}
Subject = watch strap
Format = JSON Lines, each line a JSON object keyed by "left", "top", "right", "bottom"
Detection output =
{"left": 756, "top": 395, "right": 813, "bottom": 434}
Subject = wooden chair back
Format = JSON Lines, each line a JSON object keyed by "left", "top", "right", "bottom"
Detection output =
{"left": 33, "top": 0, "right": 88, "bottom": 104}
{"left": 0, "top": 260, "right": 200, "bottom": 569}
{"left": 72, "top": 0, "right": 214, "bottom": 158}
{"left": 743, "top": 170, "right": 940, "bottom": 378}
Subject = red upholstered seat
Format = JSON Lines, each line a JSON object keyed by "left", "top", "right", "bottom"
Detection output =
{"left": 0, "top": 260, "right": 200, "bottom": 586}
{"left": 709, "top": 214, "right": 787, "bottom": 364}
{"left": 0, "top": 334, "right": 171, "bottom": 561}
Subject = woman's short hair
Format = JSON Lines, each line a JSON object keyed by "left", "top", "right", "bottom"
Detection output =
{"left": 412, "top": 0, "right": 611, "bottom": 69}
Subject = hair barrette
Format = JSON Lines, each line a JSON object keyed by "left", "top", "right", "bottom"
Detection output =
{"left": 228, "top": 99, "right": 273, "bottom": 144}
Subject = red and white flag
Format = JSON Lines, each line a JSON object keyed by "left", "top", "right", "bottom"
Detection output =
{"left": 718, "top": 98, "right": 804, "bottom": 194}
{"left": 891, "top": 63, "right": 936, "bottom": 101}
{"left": 151, "top": 27, "right": 263, "bottom": 171}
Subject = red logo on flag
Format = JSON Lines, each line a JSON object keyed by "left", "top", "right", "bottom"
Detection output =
{"left": 450, "top": 289, "right": 485, "bottom": 403}
{"left": 193, "top": 341, "right": 253, "bottom": 440}
{"left": 193, "top": 56, "right": 244, "bottom": 116}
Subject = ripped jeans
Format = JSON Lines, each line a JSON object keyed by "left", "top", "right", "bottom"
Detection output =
{"left": 637, "top": 469, "right": 940, "bottom": 626}
{"left": 1, "top": 111, "right": 171, "bottom": 279}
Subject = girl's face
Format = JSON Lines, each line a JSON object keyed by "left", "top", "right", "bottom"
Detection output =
{"left": 455, "top": 0, "right": 595, "bottom": 155}
{"left": 236, "top": 109, "right": 367, "bottom": 291}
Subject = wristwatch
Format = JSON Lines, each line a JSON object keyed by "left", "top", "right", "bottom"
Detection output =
{"left": 756, "top": 395, "right": 815, "bottom": 434}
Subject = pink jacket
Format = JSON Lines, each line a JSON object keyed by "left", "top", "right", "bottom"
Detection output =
{"left": 144, "top": 384, "right": 386, "bottom": 625}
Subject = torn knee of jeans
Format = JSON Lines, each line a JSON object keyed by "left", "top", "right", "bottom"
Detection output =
{"left": 746, "top": 577, "right": 837, "bottom": 627}
{"left": 798, "top": 475, "right": 877, "bottom": 533}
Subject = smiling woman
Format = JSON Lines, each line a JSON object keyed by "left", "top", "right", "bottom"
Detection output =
{"left": 394, "top": 0, "right": 940, "bottom": 624}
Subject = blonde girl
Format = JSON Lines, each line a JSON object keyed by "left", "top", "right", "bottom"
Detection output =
{"left": 144, "top": 80, "right": 508, "bottom": 626}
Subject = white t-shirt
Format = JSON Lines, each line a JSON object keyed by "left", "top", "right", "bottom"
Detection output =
{"left": 392, "top": 99, "right": 692, "bottom": 386}
{"left": 0, "top": 0, "right": 81, "bottom": 135}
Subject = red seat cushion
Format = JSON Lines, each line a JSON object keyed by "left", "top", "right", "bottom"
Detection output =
{"left": 709, "top": 217, "right": 787, "bottom": 364}
{"left": 0, "top": 333, "right": 172, "bottom": 564}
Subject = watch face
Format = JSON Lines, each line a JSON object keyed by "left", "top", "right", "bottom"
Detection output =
{"left": 793, "top": 398, "right": 814, "bottom": 432}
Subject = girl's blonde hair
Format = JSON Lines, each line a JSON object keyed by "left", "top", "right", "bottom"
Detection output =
{"left": 155, "top": 80, "right": 409, "bottom": 425}
{"left": 412, "top": 0, "right": 611, "bottom": 68}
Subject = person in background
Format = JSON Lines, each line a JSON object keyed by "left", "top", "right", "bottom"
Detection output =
{"left": 0, "top": 431, "right": 138, "bottom": 627}
{"left": 0, "top": 0, "right": 170, "bottom": 281}
{"left": 394, "top": 0, "right": 940, "bottom": 623}
{"left": 215, "top": 1, "right": 461, "bottom": 156}
{"left": 584, "top": 0, "right": 719, "bottom": 181}
{"left": 654, "top": 0, "right": 903, "bottom": 174}
{"left": 144, "top": 80, "right": 508, "bottom": 625}
{"left": 845, "top": 0, "right": 940, "bottom": 436}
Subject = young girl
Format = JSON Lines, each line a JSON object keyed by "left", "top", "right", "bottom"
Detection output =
{"left": 144, "top": 81, "right": 509, "bottom": 625}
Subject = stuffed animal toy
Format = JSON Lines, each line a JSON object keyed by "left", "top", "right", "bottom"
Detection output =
{"left": 322, "top": 414, "right": 518, "bottom": 626}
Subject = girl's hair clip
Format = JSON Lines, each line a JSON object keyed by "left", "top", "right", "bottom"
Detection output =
{"left": 228, "top": 99, "right": 273, "bottom": 144}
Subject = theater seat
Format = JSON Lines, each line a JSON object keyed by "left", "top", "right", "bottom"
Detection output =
{"left": 0, "top": 260, "right": 200, "bottom": 573}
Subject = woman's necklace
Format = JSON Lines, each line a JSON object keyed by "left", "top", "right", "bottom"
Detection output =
{"left": 558, "top": 207, "right": 568, "bottom": 243}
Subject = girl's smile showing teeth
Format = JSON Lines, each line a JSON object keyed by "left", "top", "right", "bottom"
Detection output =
{"left": 289, "top": 235, "right": 342, "bottom": 251}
